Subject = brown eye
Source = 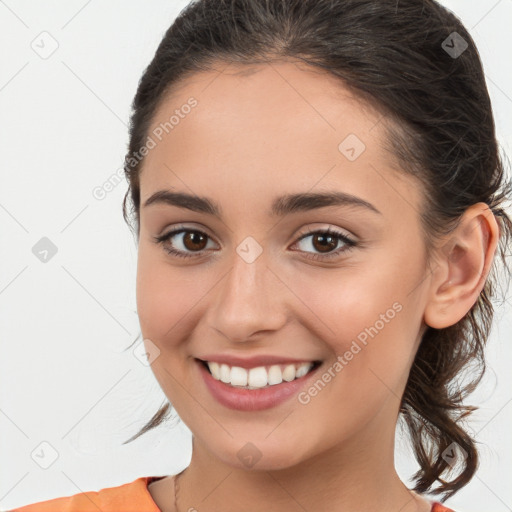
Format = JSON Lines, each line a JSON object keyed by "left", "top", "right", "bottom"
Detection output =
{"left": 293, "top": 228, "right": 357, "bottom": 261}
{"left": 311, "top": 233, "right": 339, "bottom": 253}
{"left": 182, "top": 231, "right": 208, "bottom": 251}
{"left": 153, "top": 228, "right": 216, "bottom": 259}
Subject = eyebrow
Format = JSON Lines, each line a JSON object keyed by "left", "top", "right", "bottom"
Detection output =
{"left": 142, "top": 190, "right": 381, "bottom": 217}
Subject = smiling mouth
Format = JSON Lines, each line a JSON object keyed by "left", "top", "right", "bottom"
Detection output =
{"left": 197, "top": 358, "right": 322, "bottom": 389}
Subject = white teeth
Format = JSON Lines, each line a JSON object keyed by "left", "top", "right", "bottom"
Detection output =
{"left": 248, "top": 367, "right": 267, "bottom": 388}
{"left": 219, "top": 363, "right": 231, "bottom": 383}
{"left": 230, "top": 366, "right": 248, "bottom": 386}
{"left": 295, "top": 362, "right": 311, "bottom": 378}
{"left": 208, "top": 361, "right": 220, "bottom": 380}
{"left": 282, "top": 364, "right": 296, "bottom": 382}
{"left": 205, "top": 360, "right": 315, "bottom": 388}
{"left": 267, "top": 365, "right": 283, "bottom": 385}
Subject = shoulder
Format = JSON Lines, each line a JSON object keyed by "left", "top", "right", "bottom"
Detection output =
{"left": 431, "top": 501, "right": 457, "bottom": 512}
{"left": 7, "top": 476, "right": 163, "bottom": 512}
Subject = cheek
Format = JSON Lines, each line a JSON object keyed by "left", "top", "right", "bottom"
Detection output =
{"left": 291, "top": 265, "right": 405, "bottom": 342}
{"left": 293, "top": 290, "right": 418, "bottom": 444}
{"left": 135, "top": 245, "right": 205, "bottom": 343}
{"left": 290, "top": 245, "right": 424, "bottom": 376}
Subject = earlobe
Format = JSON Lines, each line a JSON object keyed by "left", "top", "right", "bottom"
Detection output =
{"left": 423, "top": 203, "right": 500, "bottom": 330}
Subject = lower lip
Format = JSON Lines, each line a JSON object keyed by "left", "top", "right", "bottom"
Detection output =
{"left": 197, "top": 359, "right": 321, "bottom": 411}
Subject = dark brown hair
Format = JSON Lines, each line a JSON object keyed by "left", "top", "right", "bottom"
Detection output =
{"left": 121, "top": 0, "right": 512, "bottom": 501}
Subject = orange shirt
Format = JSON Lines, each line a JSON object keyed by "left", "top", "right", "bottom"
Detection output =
{"left": 8, "top": 476, "right": 456, "bottom": 512}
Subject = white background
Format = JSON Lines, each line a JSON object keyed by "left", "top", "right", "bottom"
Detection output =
{"left": 0, "top": 1, "right": 511, "bottom": 511}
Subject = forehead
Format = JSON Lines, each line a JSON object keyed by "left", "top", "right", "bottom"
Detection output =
{"left": 148, "top": 59, "right": 383, "bottom": 147}
{"left": 140, "top": 60, "right": 421, "bottom": 216}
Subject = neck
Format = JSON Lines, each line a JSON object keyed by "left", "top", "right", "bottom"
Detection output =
{"left": 174, "top": 423, "right": 430, "bottom": 512}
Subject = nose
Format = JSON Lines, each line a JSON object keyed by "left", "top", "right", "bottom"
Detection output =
{"left": 205, "top": 246, "right": 288, "bottom": 343}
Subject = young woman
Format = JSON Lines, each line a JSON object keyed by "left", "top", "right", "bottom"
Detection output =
{"left": 11, "top": 0, "right": 511, "bottom": 511}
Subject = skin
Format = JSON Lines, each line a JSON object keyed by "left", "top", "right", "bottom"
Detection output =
{"left": 135, "top": 60, "right": 500, "bottom": 512}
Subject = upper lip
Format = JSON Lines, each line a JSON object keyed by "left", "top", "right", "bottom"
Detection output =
{"left": 197, "top": 354, "right": 320, "bottom": 369}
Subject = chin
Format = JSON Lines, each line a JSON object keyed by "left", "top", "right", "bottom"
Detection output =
{"left": 202, "top": 434, "right": 312, "bottom": 472}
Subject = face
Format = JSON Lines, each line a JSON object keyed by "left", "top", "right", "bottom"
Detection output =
{"left": 135, "top": 60, "right": 432, "bottom": 471}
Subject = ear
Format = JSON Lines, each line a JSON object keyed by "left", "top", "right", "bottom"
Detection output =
{"left": 423, "top": 203, "right": 500, "bottom": 329}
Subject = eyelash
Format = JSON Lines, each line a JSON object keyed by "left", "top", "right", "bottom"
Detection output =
{"left": 152, "top": 225, "right": 357, "bottom": 261}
